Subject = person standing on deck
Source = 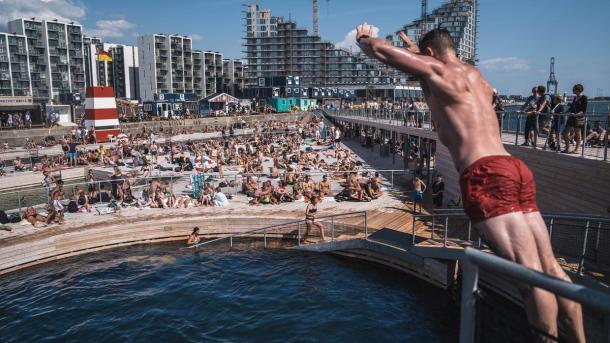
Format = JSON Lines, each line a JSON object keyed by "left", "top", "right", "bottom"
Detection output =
{"left": 432, "top": 175, "right": 444, "bottom": 208}
{"left": 356, "top": 24, "right": 584, "bottom": 342}
{"left": 411, "top": 174, "right": 426, "bottom": 213}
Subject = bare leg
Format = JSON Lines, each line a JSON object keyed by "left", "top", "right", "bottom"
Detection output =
{"left": 315, "top": 222, "right": 326, "bottom": 241}
{"left": 524, "top": 212, "right": 586, "bottom": 343}
{"left": 475, "top": 212, "right": 559, "bottom": 341}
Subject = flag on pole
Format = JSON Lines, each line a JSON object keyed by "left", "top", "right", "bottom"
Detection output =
{"left": 97, "top": 49, "right": 112, "bottom": 62}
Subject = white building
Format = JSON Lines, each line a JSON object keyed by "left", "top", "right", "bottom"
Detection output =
{"left": 82, "top": 38, "right": 139, "bottom": 100}
{"left": 8, "top": 18, "right": 85, "bottom": 102}
{"left": 138, "top": 33, "right": 224, "bottom": 101}
{"left": 0, "top": 33, "right": 32, "bottom": 96}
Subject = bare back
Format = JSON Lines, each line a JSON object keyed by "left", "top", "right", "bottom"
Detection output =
{"left": 422, "top": 61, "right": 508, "bottom": 172}
{"left": 358, "top": 33, "right": 508, "bottom": 172}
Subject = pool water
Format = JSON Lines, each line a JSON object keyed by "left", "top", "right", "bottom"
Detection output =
{"left": 0, "top": 244, "right": 458, "bottom": 342}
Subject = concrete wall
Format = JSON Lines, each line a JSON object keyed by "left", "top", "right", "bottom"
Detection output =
{"left": 0, "top": 112, "right": 313, "bottom": 147}
{"left": 0, "top": 214, "right": 297, "bottom": 276}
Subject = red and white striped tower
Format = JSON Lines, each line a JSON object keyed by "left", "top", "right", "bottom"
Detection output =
{"left": 83, "top": 86, "right": 121, "bottom": 142}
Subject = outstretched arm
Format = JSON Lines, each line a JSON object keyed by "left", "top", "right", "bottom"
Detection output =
{"left": 356, "top": 23, "right": 441, "bottom": 78}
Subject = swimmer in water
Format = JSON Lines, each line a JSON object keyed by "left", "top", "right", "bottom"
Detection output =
{"left": 187, "top": 227, "right": 200, "bottom": 246}
{"left": 356, "top": 23, "right": 584, "bottom": 342}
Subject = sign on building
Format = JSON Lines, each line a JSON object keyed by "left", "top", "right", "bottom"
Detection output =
{"left": 0, "top": 96, "right": 34, "bottom": 106}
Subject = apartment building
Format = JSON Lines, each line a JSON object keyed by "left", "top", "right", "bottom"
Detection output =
{"left": 0, "top": 33, "right": 32, "bottom": 96}
{"left": 138, "top": 34, "right": 199, "bottom": 101}
{"left": 242, "top": 4, "right": 398, "bottom": 87}
{"left": 83, "top": 36, "right": 103, "bottom": 89}
{"left": 222, "top": 59, "right": 245, "bottom": 97}
{"left": 8, "top": 18, "right": 85, "bottom": 102}
{"left": 389, "top": 0, "right": 478, "bottom": 64}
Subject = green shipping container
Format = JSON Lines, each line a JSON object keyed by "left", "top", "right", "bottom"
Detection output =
{"left": 270, "top": 98, "right": 291, "bottom": 112}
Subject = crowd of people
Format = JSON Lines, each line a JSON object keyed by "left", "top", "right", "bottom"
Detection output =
{"left": 515, "top": 83, "right": 607, "bottom": 153}
{"left": 0, "top": 111, "right": 32, "bottom": 129}
{"left": 1, "top": 115, "right": 392, "bottom": 230}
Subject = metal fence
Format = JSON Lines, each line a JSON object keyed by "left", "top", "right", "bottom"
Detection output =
{"left": 188, "top": 211, "right": 368, "bottom": 250}
{"left": 324, "top": 108, "right": 610, "bottom": 162}
{"left": 460, "top": 247, "right": 610, "bottom": 343}
{"left": 0, "top": 168, "right": 414, "bottom": 213}
{"left": 412, "top": 211, "right": 610, "bottom": 275}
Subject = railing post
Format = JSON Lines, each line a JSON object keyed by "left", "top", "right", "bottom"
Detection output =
{"left": 581, "top": 117, "right": 587, "bottom": 158}
{"left": 298, "top": 222, "right": 301, "bottom": 246}
{"left": 595, "top": 221, "right": 602, "bottom": 263}
{"left": 364, "top": 211, "right": 368, "bottom": 239}
{"left": 230, "top": 236, "right": 233, "bottom": 248}
{"left": 459, "top": 258, "right": 479, "bottom": 343}
{"left": 515, "top": 115, "right": 521, "bottom": 146}
{"left": 548, "top": 218, "right": 554, "bottom": 241}
{"left": 97, "top": 181, "right": 102, "bottom": 202}
{"left": 412, "top": 214, "right": 416, "bottom": 245}
{"left": 264, "top": 229, "right": 267, "bottom": 249}
{"left": 578, "top": 220, "right": 590, "bottom": 275}
{"left": 17, "top": 190, "right": 21, "bottom": 214}
{"left": 391, "top": 171, "right": 394, "bottom": 189}
{"left": 443, "top": 217, "right": 449, "bottom": 247}
{"left": 467, "top": 220, "right": 472, "bottom": 242}
{"left": 331, "top": 216, "right": 335, "bottom": 242}
{"left": 431, "top": 214, "right": 436, "bottom": 240}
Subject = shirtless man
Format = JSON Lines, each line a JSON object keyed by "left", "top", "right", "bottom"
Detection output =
{"left": 356, "top": 24, "right": 584, "bottom": 342}
{"left": 411, "top": 174, "right": 426, "bottom": 214}
{"left": 319, "top": 175, "right": 332, "bottom": 197}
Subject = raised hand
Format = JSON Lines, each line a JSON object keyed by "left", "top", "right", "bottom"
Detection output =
{"left": 356, "top": 22, "right": 375, "bottom": 42}
{"left": 399, "top": 32, "right": 420, "bottom": 54}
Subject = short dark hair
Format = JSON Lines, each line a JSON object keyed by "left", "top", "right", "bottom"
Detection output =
{"left": 419, "top": 29, "right": 455, "bottom": 55}
{"left": 573, "top": 84, "right": 584, "bottom": 92}
{"left": 536, "top": 85, "right": 546, "bottom": 94}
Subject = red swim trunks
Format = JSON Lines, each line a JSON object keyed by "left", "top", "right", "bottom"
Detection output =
{"left": 459, "top": 155, "right": 539, "bottom": 223}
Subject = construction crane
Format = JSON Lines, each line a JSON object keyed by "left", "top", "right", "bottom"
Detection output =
{"left": 421, "top": 0, "right": 428, "bottom": 35}
{"left": 313, "top": 0, "right": 319, "bottom": 36}
{"left": 547, "top": 57, "right": 558, "bottom": 95}
{"left": 312, "top": 0, "right": 330, "bottom": 37}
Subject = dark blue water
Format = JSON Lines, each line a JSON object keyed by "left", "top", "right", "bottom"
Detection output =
{"left": 0, "top": 244, "right": 458, "bottom": 342}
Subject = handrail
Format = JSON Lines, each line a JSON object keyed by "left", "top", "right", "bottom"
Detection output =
{"left": 324, "top": 108, "right": 609, "bottom": 162}
{"left": 0, "top": 168, "right": 413, "bottom": 197}
{"left": 415, "top": 212, "right": 610, "bottom": 223}
{"left": 412, "top": 211, "right": 610, "bottom": 276}
{"left": 189, "top": 210, "right": 368, "bottom": 249}
{"left": 459, "top": 247, "right": 610, "bottom": 343}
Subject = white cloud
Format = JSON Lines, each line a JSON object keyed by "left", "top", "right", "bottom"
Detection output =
{"left": 85, "top": 19, "right": 136, "bottom": 39}
{"left": 0, "top": 0, "right": 86, "bottom": 28}
{"left": 191, "top": 34, "right": 203, "bottom": 41}
{"left": 479, "top": 57, "right": 530, "bottom": 72}
{"left": 335, "top": 25, "right": 380, "bottom": 53}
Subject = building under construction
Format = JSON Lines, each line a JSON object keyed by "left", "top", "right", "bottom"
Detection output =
{"left": 242, "top": 1, "right": 478, "bottom": 94}
{"left": 389, "top": 0, "right": 478, "bottom": 65}
{"left": 242, "top": 4, "right": 406, "bottom": 89}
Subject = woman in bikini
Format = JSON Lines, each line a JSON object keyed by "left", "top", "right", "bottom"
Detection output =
{"left": 187, "top": 227, "right": 200, "bottom": 246}
{"left": 302, "top": 197, "right": 325, "bottom": 243}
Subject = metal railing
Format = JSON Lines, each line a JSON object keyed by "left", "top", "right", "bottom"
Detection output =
{"left": 0, "top": 168, "right": 413, "bottom": 214}
{"left": 459, "top": 247, "right": 610, "bottom": 343}
{"left": 188, "top": 211, "right": 368, "bottom": 249}
{"left": 324, "top": 108, "right": 610, "bottom": 162}
{"left": 412, "top": 212, "right": 610, "bottom": 275}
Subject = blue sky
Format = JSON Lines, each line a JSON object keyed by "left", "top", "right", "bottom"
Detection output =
{"left": 1, "top": 0, "right": 609, "bottom": 96}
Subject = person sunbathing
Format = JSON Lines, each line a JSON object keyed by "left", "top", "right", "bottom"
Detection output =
{"left": 24, "top": 207, "right": 47, "bottom": 227}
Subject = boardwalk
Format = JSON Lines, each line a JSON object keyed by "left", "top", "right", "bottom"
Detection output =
{"left": 327, "top": 112, "right": 609, "bottom": 162}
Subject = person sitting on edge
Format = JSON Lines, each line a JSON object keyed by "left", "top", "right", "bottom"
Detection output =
{"left": 356, "top": 24, "right": 584, "bottom": 342}
{"left": 586, "top": 121, "right": 606, "bottom": 147}
{"left": 187, "top": 227, "right": 200, "bottom": 246}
